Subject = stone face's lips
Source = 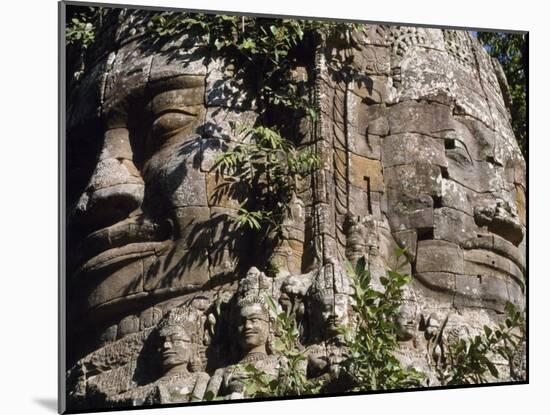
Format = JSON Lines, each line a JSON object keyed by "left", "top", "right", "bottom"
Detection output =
{"left": 162, "top": 351, "right": 178, "bottom": 358}
{"left": 75, "top": 241, "right": 171, "bottom": 278}
{"left": 326, "top": 317, "right": 338, "bottom": 326}
{"left": 73, "top": 216, "right": 172, "bottom": 271}
{"left": 464, "top": 249, "right": 524, "bottom": 288}
{"left": 325, "top": 318, "right": 341, "bottom": 333}
{"left": 462, "top": 234, "right": 526, "bottom": 277}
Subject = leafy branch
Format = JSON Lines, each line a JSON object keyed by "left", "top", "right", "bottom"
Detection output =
{"left": 147, "top": 12, "right": 360, "bottom": 114}
{"left": 339, "top": 252, "right": 425, "bottom": 391}
{"left": 477, "top": 32, "right": 527, "bottom": 157}
{"left": 210, "top": 123, "right": 321, "bottom": 235}
{"left": 437, "top": 301, "right": 525, "bottom": 385}
{"left": 65, "top": 6, "right": 107, "bottom": 79}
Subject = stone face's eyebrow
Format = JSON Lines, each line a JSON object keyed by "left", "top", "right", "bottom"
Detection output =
{"left": 165, "top": 332, "right": 191, "bottom": 341}
{"left": 146, "top": 74, "right": 206, "bottom": 118}
{"left": 150, "top": 88, "right": 204, "bottom": 117}
{"left": 148, "top": 74, "right": 205, "bottom": 96}
{"left": 245, "top": 313, "right": 265, "bottom": 319}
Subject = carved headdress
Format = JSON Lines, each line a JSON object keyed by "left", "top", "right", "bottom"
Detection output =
{"left": 236, "top": 266, "right": 273, "bottom": 310}
{"left": 157, "top": 306, "right": 201, "bottom": 344}
{"left": 309, "top": 261, "right": 353, "bottom": 303}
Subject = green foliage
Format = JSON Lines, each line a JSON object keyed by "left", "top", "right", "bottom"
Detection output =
{"left": 477, "top": 32, "right": 527, "bottom": 157}
{"left": 148, "top": 13, "right": 360, "bottom": 113}
{"left": 65, "top": 7, "right": 108, "bottom": 79}
{"left": 339, "top": 252, "right": 425, "bottom": 390}
{"left": 211, "top": 123, "right": 321, "bottom": 234}
{"left": 264, "top": 296, "right": 324, "bottom": 396}
{"left": 438, "top": 301, "right": 525, "bottom": 385}
{"left": 66, "top": 6, "right": 105, "bottom": 49}
{"left": 66, "top": 17, "right": 95, "bottom": 48}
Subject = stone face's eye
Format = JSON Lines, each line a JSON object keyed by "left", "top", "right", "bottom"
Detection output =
{"left": 151, "top": 112, "right": 196, "bottom": 140}
{"left": 170, "top": 334, "right": 190, "bottom": 344}
{"left": 445, "top": 138, "right": 472, "bottom": 166}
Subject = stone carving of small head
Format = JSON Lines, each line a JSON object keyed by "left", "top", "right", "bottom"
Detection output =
{"left": 279, "top": 274, "right": 311, "bottom": 316}
{"left": 309, "top": 262, "right": 354, "bottom": 340}
{"left": 395, "top": 285, "right": 420, "bottom": 341}
{"left": 236, "top": 296, "right": 270, "bottom": 355}
{"left": 396, "top": 305, "right": 419, "bottom": 342}
{"left": 157, "top": 307, "right": 201, "bottom": 376}
{"left": 235, "top": 266, "right": 273, "bottom": 357}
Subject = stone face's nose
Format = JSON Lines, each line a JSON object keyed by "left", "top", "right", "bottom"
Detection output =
{"left": 73, "top": 128, "right": 144, "bottom": 232}
{"left": 474, "top": 200, "right": 524, "bottom": 246}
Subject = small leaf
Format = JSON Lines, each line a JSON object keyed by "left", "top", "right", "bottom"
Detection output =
{"left": 505, "top": 301, "right": 516, "bottom": 316}
{"left": 272, "top": 339, "right": 285, "bottom": 352}
{"left": 308, "top": 107, "right": 318, "bottom": 122}
{"left": 245, "top": 382, "right": 257, "bottom": 396}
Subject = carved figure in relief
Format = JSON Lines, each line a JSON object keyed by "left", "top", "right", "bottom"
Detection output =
{"left": 107, "top": 307, "right": 210, "bottom": 406}
{"left": 207, "top": 267, "right": 282, "bottom": 399}
{"left": 305, "top": 262, "right": 353, "bottom": 389}
{"left": 279, "top": 273, "right": 312, "bottom": 338}
{"left": 395, "top": 285, "right": 420, "bottom": 342}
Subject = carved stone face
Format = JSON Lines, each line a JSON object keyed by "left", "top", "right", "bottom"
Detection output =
{"left": 396, "top": 300, "right": 419, "bottom": 341}
{"left": 159, "top": 329, "right": 195, "bottom": 372}
{"left": 375, "top": 29, "right": 526, "bottom": 314}
{"left": 318, "top": 293, "right": 351, "bottom": 338}
{"left": 237, "top": 304, "right": 270, "bottom": 352}
{"left": 66, "top": 16, "right": 525, "bottom": 380}
{"left": 66, "top": 21, "right": 249, "bottom": 349}
{"left": 70, "top": 72, "right": 207, "bottom": 272}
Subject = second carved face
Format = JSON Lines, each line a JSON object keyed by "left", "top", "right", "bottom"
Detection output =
{"left": 159, "top": 328, "right": 197, "bottom": 373}
{"left": 237, "top": 303, "right": 270, "bottom": 352}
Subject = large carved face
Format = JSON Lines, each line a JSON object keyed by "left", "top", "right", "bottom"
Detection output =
{"left": 66, "top": 14, "right": 252, "bottom": 351}
{"left": 364, "top": 28, "right": 526, "bottom": 314}
{"left": 237, "top": 303, "right": 270, "bottom": 352}
{"left": 70, "top": 70, "right": 208, "bottom": 282}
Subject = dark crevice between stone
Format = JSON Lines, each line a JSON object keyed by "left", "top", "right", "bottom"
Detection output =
{"left": 416, "top": 227, "right": 434, "bottom": 241}
{"left": 363, "top": 176, "right": 373, "bottom": 214}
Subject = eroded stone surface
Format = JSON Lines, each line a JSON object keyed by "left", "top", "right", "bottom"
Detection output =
{"left": 66, "top": 10, "right": 526, "bottom": 409}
